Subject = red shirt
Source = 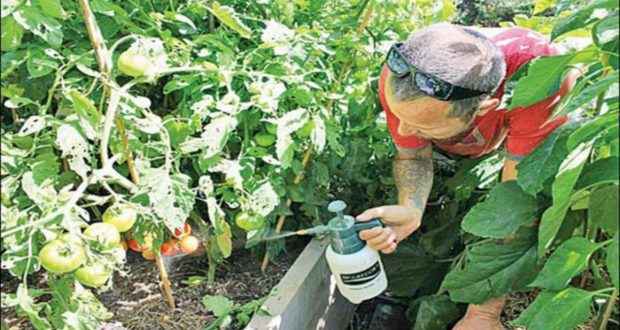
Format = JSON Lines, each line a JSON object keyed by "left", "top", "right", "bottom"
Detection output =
{"left": 379, "top": 27, "right": 569, "bottom": 159}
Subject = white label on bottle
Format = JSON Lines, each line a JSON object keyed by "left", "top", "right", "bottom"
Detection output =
{"left": 340, "top": 261, "right": 381, "bottom": 286}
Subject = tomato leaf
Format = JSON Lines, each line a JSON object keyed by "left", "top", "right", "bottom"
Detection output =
{"left": 462, "top": 181, "right": 538, "bottom": 239}
{"left": 440, "top": 227, "right": 539, "bottom": 304}
{"left": 1, "top": 16, "right": 25, "bottom": 52}
{"left": 216, "top": 220, "right": 232, "bottom": 258}
{"left": 205, "top": 2, "right": 252, "bottom": 38}
{"left": 529, "top": 237, "right": 603, "bottom": 290}
{"left": 513, "top": 288, "right": 594, "bottom": 330}
{"left": 202, "top": 295, "right": 234, "bottom": 317}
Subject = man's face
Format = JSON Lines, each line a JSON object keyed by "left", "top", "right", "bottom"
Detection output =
{"left": 385, "top": 74, "right": 473, "bottom": 140}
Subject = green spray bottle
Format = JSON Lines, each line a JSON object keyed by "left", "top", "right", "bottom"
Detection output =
{"left": 298, "top": 200, "right": 388, "bottom": 304}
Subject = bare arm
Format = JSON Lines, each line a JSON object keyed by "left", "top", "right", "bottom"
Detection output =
{"left": 357, "top": 146, "right": 433, "bottom": 253}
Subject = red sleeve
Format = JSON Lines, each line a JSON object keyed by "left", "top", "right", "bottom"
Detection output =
{"left": 378, "top": 65, "right": 430, "bottom": 154}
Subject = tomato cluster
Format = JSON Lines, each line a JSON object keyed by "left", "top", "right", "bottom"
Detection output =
{"left": 126, "top": 221, "right": 201, "bottom": 260}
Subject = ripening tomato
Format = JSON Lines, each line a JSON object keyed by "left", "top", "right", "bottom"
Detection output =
{"left": 102, "top": 205, "right": 137, "bottom": 233}
{"left": 84, "top": 223, "right": 121, "bottom": 250}
{"left": 107, "top": 246, "right": 126, "bottom": 264}
{"left": 142, "top": 250, "right": 156, "bottom": 260}
{"left": 160, "top": 240, "right": 179, "bottom": 256}
{"left": 173, "top": 222, "right": 192, "bottom": 238}
{"left": 39, "top": 240, "right": 86, "bottom": 274}
{"left": 179, "top": 236, "right": 199, "bottom": 254}
{"left": 118, "top": 51, "right": 150, "bottom": 77}
{"left": 74, "top": 263, "right": 111, "bottom": 288}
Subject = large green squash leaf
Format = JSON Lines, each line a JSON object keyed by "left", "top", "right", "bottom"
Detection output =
{"left": 440, "top": 227, "right": 539, "bottom": 304}
{"left": 529, "top": 237, "right": 603, "bottom": 290}
{"left": 383, "top": 243, "right": 450, "bottom": 297}
{"left": 513, "top": 288, "right": 594, "bottom": 330}
{"left": 516, "top": 127, "right": 571, "bottom": 195}
{"left": 461, "top": 181, "right": 537, "bottom": 239}
{"left": 551, "top": 0, "right": 618, "bottom": 40}
{"left": 567, "top": 112, "right": 618, "bottom": 150}
{"left": 607, "top": 233, "right": 619, "bottom": 289}
{"left": 553, "top": 71, "right": 619, "bottom": 119}
{"left": 538, "top": 142, "right": 592, "bottom": 257}
{"left": 412, "top": 295, "right": 461, "bottom": 330}
{"left": 588, "top": 185, "right": 619, "bottom": 233}
{"left": 508, "top": 54, "right": 574, "bottom": 110}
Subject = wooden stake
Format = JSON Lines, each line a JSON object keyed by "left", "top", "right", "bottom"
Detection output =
{"left": 78, "top": 0, "right": 174, "bottom": 308}
{"left": 261, "top": 1, "right": 376, "bottom": 272}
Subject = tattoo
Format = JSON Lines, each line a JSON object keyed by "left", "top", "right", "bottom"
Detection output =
{"left": 392, "top": 147, "right": 433, "bottom": 213}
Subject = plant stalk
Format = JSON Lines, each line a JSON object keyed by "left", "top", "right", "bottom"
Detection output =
{"left": 260, "top": 0, "right": 375, "bottom": 272}
{"left": 597, "top": 288, "right": 618, "bottom": 330}
{"left": 155, "top": 255, "right": 176, "bottom": 309}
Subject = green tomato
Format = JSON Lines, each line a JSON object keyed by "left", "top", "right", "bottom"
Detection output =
{"left": 39, "top": 240, "right": 86, "bottom": 274}
{"left": 74, "top": 263, "right": 111, "bottom": 288}
{"left": 265, "top": 123, "right": 278, "bottom": 135}
{"left": 102, "top": 205, "right": 137, "bottom": 233}
{"left": 84, "top": 223, "right": 121, "bottom": 250}
{"left": 235, "top": 212, "right": 265, "bottom": 231}
{"left": 354, "top": 55, "right": 370, "bottom": 68}
{"left": 118, "top": 51, "right": 150, "bottom": 77}
{"left": 254, "top": 132, "right": 276, "bottom": 147}
{"left": 295, "top": 120, "right": 314, "bottom": 138}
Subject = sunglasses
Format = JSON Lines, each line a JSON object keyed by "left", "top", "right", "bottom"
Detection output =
{"left": 385, "top": 43, "right": 487, "bottom": 101}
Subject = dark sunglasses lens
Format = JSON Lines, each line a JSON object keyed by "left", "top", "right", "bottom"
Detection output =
{"left": 415, "top": 73, "right": 451, "bottom": 99}
{"left": 387, "top": 48, "right": 409, "bottom": 77}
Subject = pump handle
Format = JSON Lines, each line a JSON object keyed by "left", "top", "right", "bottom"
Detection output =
{"left": 353, "top": 218, "right": 385, "bottom": 232}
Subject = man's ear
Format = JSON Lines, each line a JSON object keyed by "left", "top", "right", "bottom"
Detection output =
{"left": 476, "top": 98, "right": 500, "bottom": 117}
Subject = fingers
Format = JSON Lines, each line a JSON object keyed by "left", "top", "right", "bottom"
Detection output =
{"left": 359, "top": 227, "right": 398, "bottom": 254}
{"left": 356, "top": 205, "right": 396, "bottom": 221}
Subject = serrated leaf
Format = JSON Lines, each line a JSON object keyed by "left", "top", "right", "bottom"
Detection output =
{"left": 607, "top": 233, "right": 619, "bottom": 289}
{"left": 31, "top": 153, "right": 59, "bottom": 185}
{"left": 589, "top": 185, "right": 619, "bottom": 234}
{"left": 551, "top": 0, "right": 618, "bottom": 40}
{"left": 1, "top": 16, "right": 24, "bottom": 52}
{"left": 249, "top": 182, "right": 279, "bottom": 217}
{"left": 529, "top": 237, "right": 603, "bottom": 290}
{"left": 206, "top": 2, "right": 252, "bottom": 38}
{"left": 516, "top": 127, "right": 571, "bottom": 194}
{"left": 56, "top": 124, "right": 90, "bottom": 179}
{"left": 202, "top": 295, "right": 234, "bottom": 317}
{"left": 440, "top": 227, "right": 538, "bottom": 304}
{"left": 539, "top": 142, "right": 592, "bottom": 257}
{"left": 553, "top": 72, "right": 619, "bottom": 119}
{"left": 508, "top": 54, "right": 574, "bottom": 110}
{"left": 513, "top": 288, "right": 594, "bottom": 330}
{"left": 18, "top": 116, "right": 46, "bottom": 136}
{"left": 13, "top": 9, "right": 63, "bottom": 48}
{"left": 462, "top": 181, "right": 537, "bottom": 239}
{"left": 412, "top": 295, "right": 461, "bottom": 330}
{"left": 216, "top": 220, "right": 232, "bottom": 258}
{"left": 68, "top": 90, "right": 101, "bottom": 133}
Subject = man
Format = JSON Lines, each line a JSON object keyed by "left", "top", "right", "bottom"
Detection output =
{"left": 356, "top": 24, "right": 577, "bottom": 329}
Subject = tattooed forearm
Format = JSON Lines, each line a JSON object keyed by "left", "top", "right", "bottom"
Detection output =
{"left": 392, "top": 147, "right": 433, "bottom": 214}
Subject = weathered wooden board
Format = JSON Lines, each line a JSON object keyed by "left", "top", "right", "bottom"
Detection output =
{"left": 246, "top": 238, "right": 356, "bottom": 330}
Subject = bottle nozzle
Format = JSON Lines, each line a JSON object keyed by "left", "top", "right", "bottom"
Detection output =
{"left": 296, "top": 225, "right": 330, "bottom": 236}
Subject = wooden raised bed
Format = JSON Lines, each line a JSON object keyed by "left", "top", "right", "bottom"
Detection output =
{"left": 247, "top": 238, "right": 357, "bottom": 330}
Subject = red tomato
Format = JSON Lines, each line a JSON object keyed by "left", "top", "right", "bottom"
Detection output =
{"left": 179, "top": 236, "right": 199, "bottom": 254}
{"left": 127, "top": 239, "right": 142, "bottom": 252}
{"left": 160, "top": 240, "right": 179, "bottom": 256}
{"left": 173, "top": 222, "right": 192, "bottom": 238}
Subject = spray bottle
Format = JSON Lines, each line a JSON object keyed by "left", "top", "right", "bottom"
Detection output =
{"left": 295, "top": 200, "right": 388, "bottom": 304}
